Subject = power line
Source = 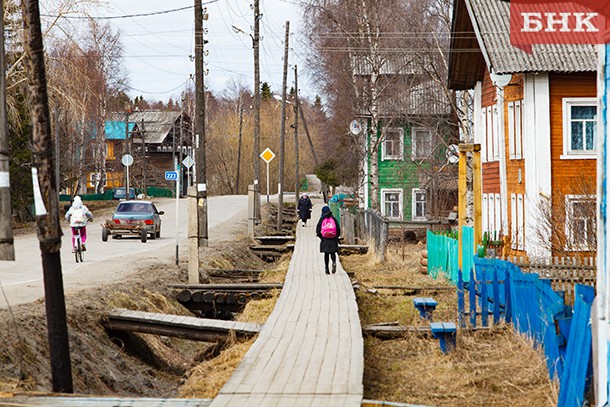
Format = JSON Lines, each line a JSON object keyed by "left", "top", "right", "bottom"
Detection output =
{"left": 41, "top": 3, "right": 218, "bottom": 20}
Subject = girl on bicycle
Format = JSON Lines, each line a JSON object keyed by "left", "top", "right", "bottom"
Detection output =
{"left": 65, "top": 196, "right": 93, "bottom": 252}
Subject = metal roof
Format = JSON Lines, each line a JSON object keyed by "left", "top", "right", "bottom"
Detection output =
{"left": 110, "top": 110, "right": 190, "bottom": 144}
{"left": 352, "top": 55, "right": 418, "bottom": 76}
{"left": 356, "top": 80, "right": 451, "bottom": 117}
{"left": 465, "top": 0, "right": 596, "bottom": 74}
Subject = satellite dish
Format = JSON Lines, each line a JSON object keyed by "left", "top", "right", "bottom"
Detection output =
{"left": 490, "top": 71, "right": 512, "bottom": 88}
{"left": 349, "top": 120, "right": 363, "bottom": 135}
{"left": 446, "top": 144, "right": 459, "bottom": 165}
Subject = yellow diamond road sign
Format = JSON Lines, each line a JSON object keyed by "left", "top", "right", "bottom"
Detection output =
{"left": 260, "top": 148, "right": 276, "bottom": 163}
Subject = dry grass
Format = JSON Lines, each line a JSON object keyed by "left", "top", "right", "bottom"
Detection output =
{"left": 179, "top": 337, "right": 255, "bottom": 399}
{"left": 343, "top": 242, "right": 558, "bottom": 406}
{"left": 178, "top": 243, "right": 289, "bottom": 398}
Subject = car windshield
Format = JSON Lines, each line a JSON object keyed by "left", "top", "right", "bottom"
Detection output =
{"left": 116, "top": 203, "right": 153, "bottom": 213}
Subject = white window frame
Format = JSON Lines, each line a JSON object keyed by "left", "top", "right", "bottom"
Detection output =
{"left": 508, "top": 102, "right": 515, "bottom": 159}
{"left": 411, "top": 188, "right": 426, "bottom": 221}
{"left": 515, "top": 100, "right": 523, "bottom": 159}
{"left": 411, "top": 188, "right": 428, "bottom": 220}
{"left": 381, "top": 188, "right": 403, "bottom": 220}
{"left": 565, "top": 194, "right": 596, "bottom": 251}
{"left": 561, "top": 98, "right": 597, "bottom": 160}
{"left": 493, "top": 105, "right": 500, "bottom": 161}
{"left": 480, "top": 107, "right": 487, "bottom": 163}
{"left": 411, "top": 127, "right": 433, "bottom": 160}
{"left": 381, "top": 127, "right": 404, "bottom": 161}
{"left": 88, "top": 172, "right": 108, "bottom": 188}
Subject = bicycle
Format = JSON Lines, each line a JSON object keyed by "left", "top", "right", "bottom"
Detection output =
{"left": 73, "top": 226, "right": 85, "bottom": 263}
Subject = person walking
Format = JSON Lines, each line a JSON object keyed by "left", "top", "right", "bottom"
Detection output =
{"left": 297, "top": 193, "right": 313, "bottom": 226}
{"left": 65, "top": 196, "right": 94, "bottom": 252}
{"left": 316, "top": 205, "right": 341, "bottom": 274}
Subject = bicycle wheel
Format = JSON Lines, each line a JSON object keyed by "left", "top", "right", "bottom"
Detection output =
{"left": 75, "top": 239, "right": 81, "bottom": 263}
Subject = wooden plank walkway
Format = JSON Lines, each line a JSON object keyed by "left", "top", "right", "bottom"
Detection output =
{"left": 210, "top": 204, "right": 364, "bottom": 407}
{"left": 103, "top": 308, "right": 262, "bottom": 342}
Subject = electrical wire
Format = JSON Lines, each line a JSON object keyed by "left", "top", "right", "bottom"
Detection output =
{"left": 41, "top": 3, "right": 218, "bottom": 20}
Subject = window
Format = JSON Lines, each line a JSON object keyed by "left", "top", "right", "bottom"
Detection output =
{"left": 88, "top": 172, "right": 107, "bottom": 188}
{"left": 411, "top": 127, "right": 432, "bottom": 160}
{"left": 381, "top": 127, "right": 404, "bottom": 160}
{"left": 381, "top": 189, "right": 403, "bottom": 219}
{"left": 412, "top": 188, "right": 426, "bottom": 220}
{"left": 510, "top": 194, "right": 525, "bottom": 250}
{"left": 508, "top": 100, "right": 523, "bottom": 160}
{"left": 565, "top": 195, "right": 596, "bottom": 251}
{"left": 562, "top": 98, "right": 597, "bottom": 159}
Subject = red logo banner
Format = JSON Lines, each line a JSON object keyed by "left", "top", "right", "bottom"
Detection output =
{"left": 509, "top": 0, "right": 610, "bottom": 53}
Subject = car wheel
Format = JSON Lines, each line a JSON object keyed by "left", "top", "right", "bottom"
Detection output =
{"left": 102, "top": 227, "right": 108, "bottom": 242}
{"left": 156, "top": 227, "right": 160, "bottom": 238}
{"left": 150, "top": 230, "right": 156, "bottom": 240}
{"left": 140, "top": 230, "right": 147, "bottom": 243}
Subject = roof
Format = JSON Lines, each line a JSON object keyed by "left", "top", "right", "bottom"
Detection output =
{"left": 105, "top": 121, "right": 136, "bottom": 140}
{"left": 448, "top": 0, "right": 597, "bottom": 89}
{"left": 357, "top": 80, "right": 452, "bottom": 118}
{"left": 110, "top": 110, "right": 189, "bottom": 144}
{"left": 352, "top": 55, "right": 418, "bottom": 76}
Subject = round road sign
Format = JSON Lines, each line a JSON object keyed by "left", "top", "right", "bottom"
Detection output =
{"left": 121, "top": 154, "right": 134, "bottom": 167}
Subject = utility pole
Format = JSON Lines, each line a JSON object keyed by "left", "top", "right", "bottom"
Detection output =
{"left": 141, "top": 118, "right": 147, "bottom": 194}
{"left": 253, "top": 0, "right": 261, "bottom": 223}
{"left": 277, "top": 22, "right": 289, "bottom": 232}
{"left": 235, "top": 103, "right": 243, "bottom": 194}
{"left": 124, "top": 107, "right": 130, "bottom": 194}
{"left": 0, "top": 0, "right": 15, "bottom": 261}
{"left": 22, "top": 0, "right": 72, "bottom": 392}
{"left": 194, "top": 0, "right": 209, "bottom": 249}
{"left": 294, "top": 64, "right": 299, "bottom": 209}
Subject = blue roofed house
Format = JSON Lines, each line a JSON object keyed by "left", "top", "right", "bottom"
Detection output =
{"left": 89, "top": 110, "right": 192, "bottom": 193}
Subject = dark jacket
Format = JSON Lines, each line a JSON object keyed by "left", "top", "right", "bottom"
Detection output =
{"left": 297, "top": 197, "right": 312, "bottom": 221}
{"left": 316, "top": 211, "right": 340, "bottom": 253}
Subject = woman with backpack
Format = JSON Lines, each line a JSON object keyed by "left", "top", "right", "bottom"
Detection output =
{"left": 65, "top": 196, "right": 94, "bottom": 252}
{"left": 316, "top": 205, "right": 341, "bottom": 274}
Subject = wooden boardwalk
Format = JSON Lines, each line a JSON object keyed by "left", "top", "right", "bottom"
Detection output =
{"left": 210, "top": 204, "right": 364, "bottom": 407}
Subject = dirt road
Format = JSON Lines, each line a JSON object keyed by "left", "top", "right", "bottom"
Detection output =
{"left": 0, "top": 195, "right": 249, "bottom": 308}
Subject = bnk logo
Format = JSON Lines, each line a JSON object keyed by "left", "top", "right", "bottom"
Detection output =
{"left": 509, "top": 0, "right": 609, "bottom": 53}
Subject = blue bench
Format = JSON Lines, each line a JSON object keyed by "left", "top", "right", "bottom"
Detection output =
{"left": 413, "top": 297, "right": 438, "bottom": 320}
{"left": 430, "top": 322, "right": 457, "bottom": 353}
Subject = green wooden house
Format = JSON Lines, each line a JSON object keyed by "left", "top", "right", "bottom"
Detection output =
{"left": 360, "top": 80, "right": 458, "bottom": 221}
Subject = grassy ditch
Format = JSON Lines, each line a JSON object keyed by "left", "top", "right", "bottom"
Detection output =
{"left": 342, "top": 243, "right": 558, "bottom": 407}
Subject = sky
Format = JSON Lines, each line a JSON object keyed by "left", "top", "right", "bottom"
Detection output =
{"left": 92, "top": 0, "right": 314, "bottom": 103}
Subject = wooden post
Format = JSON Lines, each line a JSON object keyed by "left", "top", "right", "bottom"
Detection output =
{"left": 277, "top": 21, "right": 289, "bottom": 232}
{"left": 458, "top": 146, "right": 467, "bottom": 268}
{"left": 188, "top": 186, "right": 199, "bottom": 284}
{"left": 0, "top": 0, "right": 14, "bottom": 260}
{"left": 458, "top": 143, "right": 482, "bottom": 268}
{"left": 473, "top": 145, "right": 482, "bottom": 249}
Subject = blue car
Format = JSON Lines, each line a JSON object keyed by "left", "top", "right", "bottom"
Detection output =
{"left": 113, "top": 187, "right": 136, "bottom": 200}
{"left": 102, "top": 200, "right": 164, "bottom": 243}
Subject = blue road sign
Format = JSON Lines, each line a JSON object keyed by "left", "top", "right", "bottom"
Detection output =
{"left": 165, "top": 171, "right": 178, "bottom": 181}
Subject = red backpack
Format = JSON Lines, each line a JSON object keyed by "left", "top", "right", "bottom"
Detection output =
{"left": 321, "top": 216, "right": 337, "bottom": 238}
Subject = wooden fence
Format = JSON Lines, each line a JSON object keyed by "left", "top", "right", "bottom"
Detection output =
{"left": 500, "top": 256, "right": 596, "bottom": 305}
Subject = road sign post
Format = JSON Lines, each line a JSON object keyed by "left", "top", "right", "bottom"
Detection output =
{"left": 122, "top": 154, "right": 134, "bottom": 199}
{"left": 260, "top": 148, "right": 275, "bottom": 203}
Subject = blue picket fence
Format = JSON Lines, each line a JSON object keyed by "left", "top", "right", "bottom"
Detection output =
{"left": 427, "top": 231, "right": 595, "bottom": 405}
